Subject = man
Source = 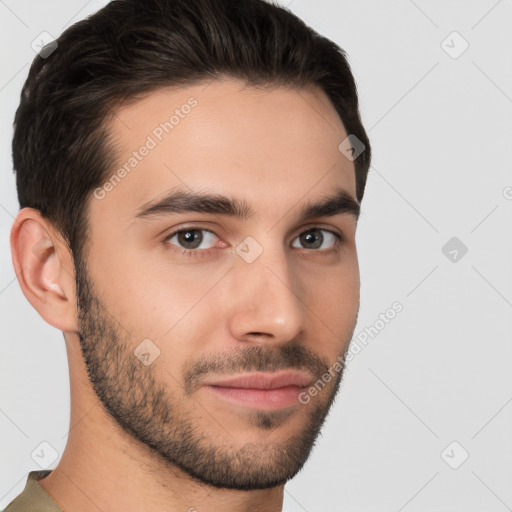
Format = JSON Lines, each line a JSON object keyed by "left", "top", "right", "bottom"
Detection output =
{"left": 6, "top": 0, "right": 371, "bottom": 510}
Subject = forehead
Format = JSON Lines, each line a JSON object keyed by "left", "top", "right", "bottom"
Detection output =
{"left": 93, "top": 78, "right": 356, "bottom": 224}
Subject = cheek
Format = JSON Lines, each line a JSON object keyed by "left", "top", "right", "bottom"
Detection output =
{"left": 317, "top": 278, "right": 359, "bottom": 321}
{"left": 303, "top": 242, "right": 359, "bottom": 295}
{"left": 302, "top": 258, "right": 360, "bottom": 339}
{"left": 86, "top": 241, "right": 222, "bottom": 343}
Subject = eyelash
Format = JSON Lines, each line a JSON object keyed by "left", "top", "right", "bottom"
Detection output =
{"left": 163, "top": 226, "right": 344, "bottom": 258}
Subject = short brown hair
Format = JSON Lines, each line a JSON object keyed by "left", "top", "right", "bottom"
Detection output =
{"left": 12, "top": 0, "right": 371, "bottom": 263}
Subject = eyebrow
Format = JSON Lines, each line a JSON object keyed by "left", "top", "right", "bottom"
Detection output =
{"left": 133, "top": 187, "right": 360, "bottom": 223}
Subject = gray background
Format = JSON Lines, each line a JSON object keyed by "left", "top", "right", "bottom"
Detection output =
{"left": 1, "top": 0, "right": 511, "bottom": 510}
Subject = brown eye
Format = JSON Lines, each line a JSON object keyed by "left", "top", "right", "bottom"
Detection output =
{"left": 292, "top": 228, "right": 341, "bottom": 250}
{"left": 165, "top": 228, "right": 218, "bottom": 251}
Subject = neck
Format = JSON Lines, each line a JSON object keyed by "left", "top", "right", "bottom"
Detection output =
{"left": 38, "top": 337, "right": 285, "bottom": 512}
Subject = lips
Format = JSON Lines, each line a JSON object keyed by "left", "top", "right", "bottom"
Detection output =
{"left": 201, "top": 371, "right": 315, "bottom": 410}
{"left": 202, "top": 370, "right": 314, "bottom": 390}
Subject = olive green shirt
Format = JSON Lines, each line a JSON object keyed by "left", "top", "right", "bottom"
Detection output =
{"left": 2, "top": 471, "right": 62, "bottom": 512}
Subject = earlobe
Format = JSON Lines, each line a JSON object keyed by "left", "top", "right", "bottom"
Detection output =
{"left": 10, "top": 208, "right": 78, "bottom": 332}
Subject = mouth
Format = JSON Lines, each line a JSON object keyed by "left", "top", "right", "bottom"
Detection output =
{"left": 201, "top": 370, "right": 314, "bottom": 410}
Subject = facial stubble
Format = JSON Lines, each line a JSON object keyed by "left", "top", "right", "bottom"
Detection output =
{"left": 74, "top": 259, "right": 355, "bottom": 490}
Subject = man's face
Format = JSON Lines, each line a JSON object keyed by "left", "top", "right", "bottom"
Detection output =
{"left": 75, "top": 78, "right": 360, "bottom": 490}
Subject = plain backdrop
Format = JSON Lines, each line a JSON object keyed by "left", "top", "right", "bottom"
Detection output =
{"left": 1, "top": 1, "right": 511, "bottom": 510}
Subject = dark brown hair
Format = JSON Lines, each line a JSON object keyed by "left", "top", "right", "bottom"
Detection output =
{"left": 12, "top": 0, "right": 371, "bottom": 263}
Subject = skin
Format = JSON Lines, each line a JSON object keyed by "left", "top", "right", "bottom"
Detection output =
{"left": 10, "top": 77, "right": 360, "bottom": 512}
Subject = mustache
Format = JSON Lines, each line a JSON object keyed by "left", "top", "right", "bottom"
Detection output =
{"left": 182, "top": 344, "right": 331, "bottom": 395}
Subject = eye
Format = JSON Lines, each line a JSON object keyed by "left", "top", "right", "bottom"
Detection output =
{"left": 163, "top": 226, "right": 343, "bottom": 258}
{"left": 291, "top": 228, "right": 341, "bottom": 251}
{"left": 164, "top": 227, "right": 219, "bottom": 252}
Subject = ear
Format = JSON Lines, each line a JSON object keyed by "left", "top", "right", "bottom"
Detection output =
{"left": 10, "top": 208, "right": 78, "bottom": 333}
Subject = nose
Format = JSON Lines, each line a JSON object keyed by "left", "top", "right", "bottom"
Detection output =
{"left": 227, "top": 246, "right": 305, "bottom": 345}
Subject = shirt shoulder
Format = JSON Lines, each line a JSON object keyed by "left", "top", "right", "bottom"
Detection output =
{"left": 2, "top": 471, "right": 63, "bottom": 512}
